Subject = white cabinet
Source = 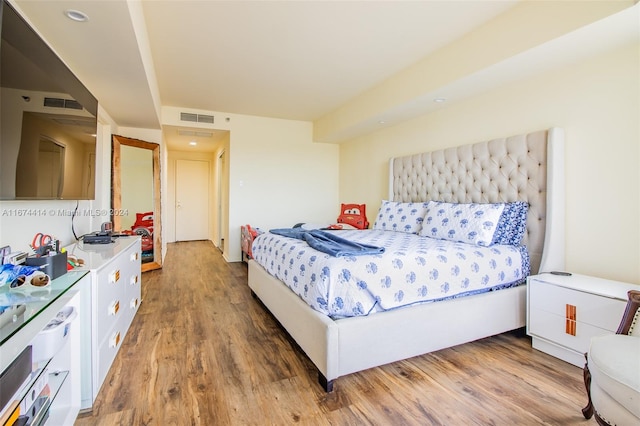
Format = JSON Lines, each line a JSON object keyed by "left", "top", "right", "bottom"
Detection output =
{"left": 0, "top": 270, "right": 89, "bottom": 426}
{"left": 526, "top": 273, "right": 638, "bottom": 367}
{"left": 67, "top": 236, "right": 141, "bottom": 411}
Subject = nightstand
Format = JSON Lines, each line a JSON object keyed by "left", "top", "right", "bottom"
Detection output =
{"left": 526, "top": 273, "right": 638, "bottom": 367}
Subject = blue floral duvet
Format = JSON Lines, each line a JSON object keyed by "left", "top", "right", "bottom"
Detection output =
{"left": 251, "top": 229, "right": 529, "bottom": 318}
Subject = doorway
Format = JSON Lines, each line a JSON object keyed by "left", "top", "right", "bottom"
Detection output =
{"left": 37, "top": 137, "right": 64, "bottom": 197}
{"left": 175, "top": 159, "right": 210, "bottom": 241}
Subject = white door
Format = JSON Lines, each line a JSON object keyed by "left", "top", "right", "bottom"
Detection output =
{"left": 176, "top": 159, "right": 209, "bottom": 241}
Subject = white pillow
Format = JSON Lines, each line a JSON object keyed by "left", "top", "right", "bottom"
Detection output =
{"left": 419, "top": 201, "right": 525, "bottom": 246}
{"left": 373, "top": 200, "right": 429, "bottom": 234}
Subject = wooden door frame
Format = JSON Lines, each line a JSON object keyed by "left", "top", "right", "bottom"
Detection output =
{"left": 111, "top": 135, "right": 162, "bottom": 272}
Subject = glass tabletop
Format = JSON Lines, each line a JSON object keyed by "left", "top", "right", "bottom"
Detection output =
{"left": 0, "top": 269, "right": 88, "bottom": 346}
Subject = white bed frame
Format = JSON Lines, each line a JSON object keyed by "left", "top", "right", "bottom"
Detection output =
{"left": 248, "top": 128, "right": 565, "bottom": 391}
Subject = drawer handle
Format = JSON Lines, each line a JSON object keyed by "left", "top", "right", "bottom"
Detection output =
{"left": 109, "top": 270, "right": 121, "bottom": 284}
{"left": 130, "top": 252, "right": 139, "bottom": 262}
{"left": 108, "top": 300, "right": 120, "bottom": 316}
{"left": 130, "top": 298, "right": 139, "bottom": 309}
{"left": 109, "top": 331, "right": 121, "bottom": 348}
{"left": 130, "top": 275, "right": 138, "bottom": 285}
{"left": 565, "top": 304, "right": 577, "bottom": 336}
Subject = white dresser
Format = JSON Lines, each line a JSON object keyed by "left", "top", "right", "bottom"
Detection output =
{"left": 527, "top": 273, "right": 638, "bottom": 367}
{"left": 67, "top": 236, "right": 142, "bottom": 410}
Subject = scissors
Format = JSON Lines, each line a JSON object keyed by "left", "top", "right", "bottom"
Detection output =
{"left": 31, "top": 232, "right": 53, "bottom": 255}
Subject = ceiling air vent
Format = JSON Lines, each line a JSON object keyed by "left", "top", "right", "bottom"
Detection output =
{"left": 180, "top": 112, "right": 214, "bottom": 124}
{"left": 52, "top": 117, "right": 95, "bottom": 130}
{"left": 63, "top": 99, "right": 83, "bottom": 110}
{"left": 44, "top": 97, "right": 83, "bottom": 110}
{"left": 178, "top": 130, "right": 214, "bottom": 138}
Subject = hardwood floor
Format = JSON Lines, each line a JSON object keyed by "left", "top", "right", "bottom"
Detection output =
{"left": 76, "top": 240, "right": 591, "bottom": 425}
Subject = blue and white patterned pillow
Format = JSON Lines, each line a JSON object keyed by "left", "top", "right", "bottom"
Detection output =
{"left": 373, "top": 200, "right": 430, "bottom": 234}
{"left": 418, "top": 201, "right": 528, "bottom": 246}
{"left": 492, "top": 201, "right": 529, "bottom": 245}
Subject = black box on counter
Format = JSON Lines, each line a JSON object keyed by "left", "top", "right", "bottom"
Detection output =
{"left": 0, "top": 345, "right": 32, "bottom": 411}
{"left": 25, "top": 251, "right": 67, "bottom": 280}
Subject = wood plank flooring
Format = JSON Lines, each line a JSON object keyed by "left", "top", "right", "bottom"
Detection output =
{"left": 75, "top": 240, "right": 592, "bottom": 425}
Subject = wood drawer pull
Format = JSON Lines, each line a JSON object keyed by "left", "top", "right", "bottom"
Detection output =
{"left": 109, "top": 270, "right": 121, "bottom": 284}
{"left": 130, "top": 252, "right": 139, "bottom": 262}
{"left": 130, "top": 275, "right": 138, "bottom": 285}
{"left": 130, "top": 298, "right": 139, "bottom": 309}
{"left": 565, "top": 304, "right": 576, "bottom": 336}
{"left": 108, "top": 300, "right": 120, "bottom": 316}
{"left": 109, "top": 331, "right": 121, "bottom": 348}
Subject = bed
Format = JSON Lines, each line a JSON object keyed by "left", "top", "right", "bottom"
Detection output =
{"left": 248, "top": 128, "right": 565, "bottom": 391}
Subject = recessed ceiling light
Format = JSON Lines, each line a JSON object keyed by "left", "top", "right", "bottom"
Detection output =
{"left": 65, "top": 9, "right": 89, "bottom": 22}
{"left": 378, "top": 120, "right": 385, "bottom": 124}
{"left": 433, "top": 97, "right": 447, "bottom": 103}
{"left": 189, "top": 141, "right": 197, "bottom": 146}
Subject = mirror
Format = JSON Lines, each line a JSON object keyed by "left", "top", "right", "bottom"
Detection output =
{"left": 1, "top": 0, "right": 98, "bottom": 200}
{"left": 111, "top": 135, "right": 162, "bottom": 272}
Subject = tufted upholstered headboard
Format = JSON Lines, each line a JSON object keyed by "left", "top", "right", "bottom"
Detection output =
{"left": 388, "top": 128, "right": 565, "bottom": 274}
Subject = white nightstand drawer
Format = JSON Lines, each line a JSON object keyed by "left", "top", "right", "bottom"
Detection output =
{"left": 529, "top": 283, "right": 626, "bottom": 332}
{"left": 529, "top": 307, "right": 612, "bottom": 355}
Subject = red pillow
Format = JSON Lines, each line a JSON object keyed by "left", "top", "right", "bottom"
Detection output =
{"left": 336, "top": 204, "right": 369, "bottom": 229}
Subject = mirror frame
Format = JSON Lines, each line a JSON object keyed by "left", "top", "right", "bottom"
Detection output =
{"left": 111, "top": 135, "right": 162, "bottom": 272}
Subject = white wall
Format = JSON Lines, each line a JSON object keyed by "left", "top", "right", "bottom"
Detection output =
{"left": 227, "top": 114, "right": 340, "bottom": 261}
{"left": 339, "top": 42, "right": 640, "bottom": 284}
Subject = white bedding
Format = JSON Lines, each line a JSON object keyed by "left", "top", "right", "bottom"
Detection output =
{"left": 252, "top": 229, "right": 529, "bottom": 318}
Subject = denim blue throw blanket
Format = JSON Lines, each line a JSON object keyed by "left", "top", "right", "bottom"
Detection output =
{"left": 269, "top": 228, "right": 385, "bottom": 257}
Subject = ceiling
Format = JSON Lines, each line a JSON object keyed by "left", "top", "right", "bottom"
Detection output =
{"left": 8, "top": 0, "right": 640, "bottom": 149}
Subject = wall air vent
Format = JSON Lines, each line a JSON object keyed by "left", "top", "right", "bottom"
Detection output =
{"left": 180, "top": 112, "right": 214, "bottom": 124}
{"left": 44, "top": 97, "right": 83, "bottom": 110}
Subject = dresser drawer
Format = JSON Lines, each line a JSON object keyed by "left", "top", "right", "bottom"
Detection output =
{"left": 96, "top": 295, "right": 124, "bottom": 342}
{"left": 124, "top": 286, "right": 141, "bottom": 328}
{"left": 96, "top": 321, "right": 127, "bottom": 390}
{"left": 95, "top": 265, "right": 123, "bottom": 307}
{"left": 125, "top": 272, "right": 140, "bottom": 299}
{"left": 126, "top": 246, "right": 140, "bottom": 266}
